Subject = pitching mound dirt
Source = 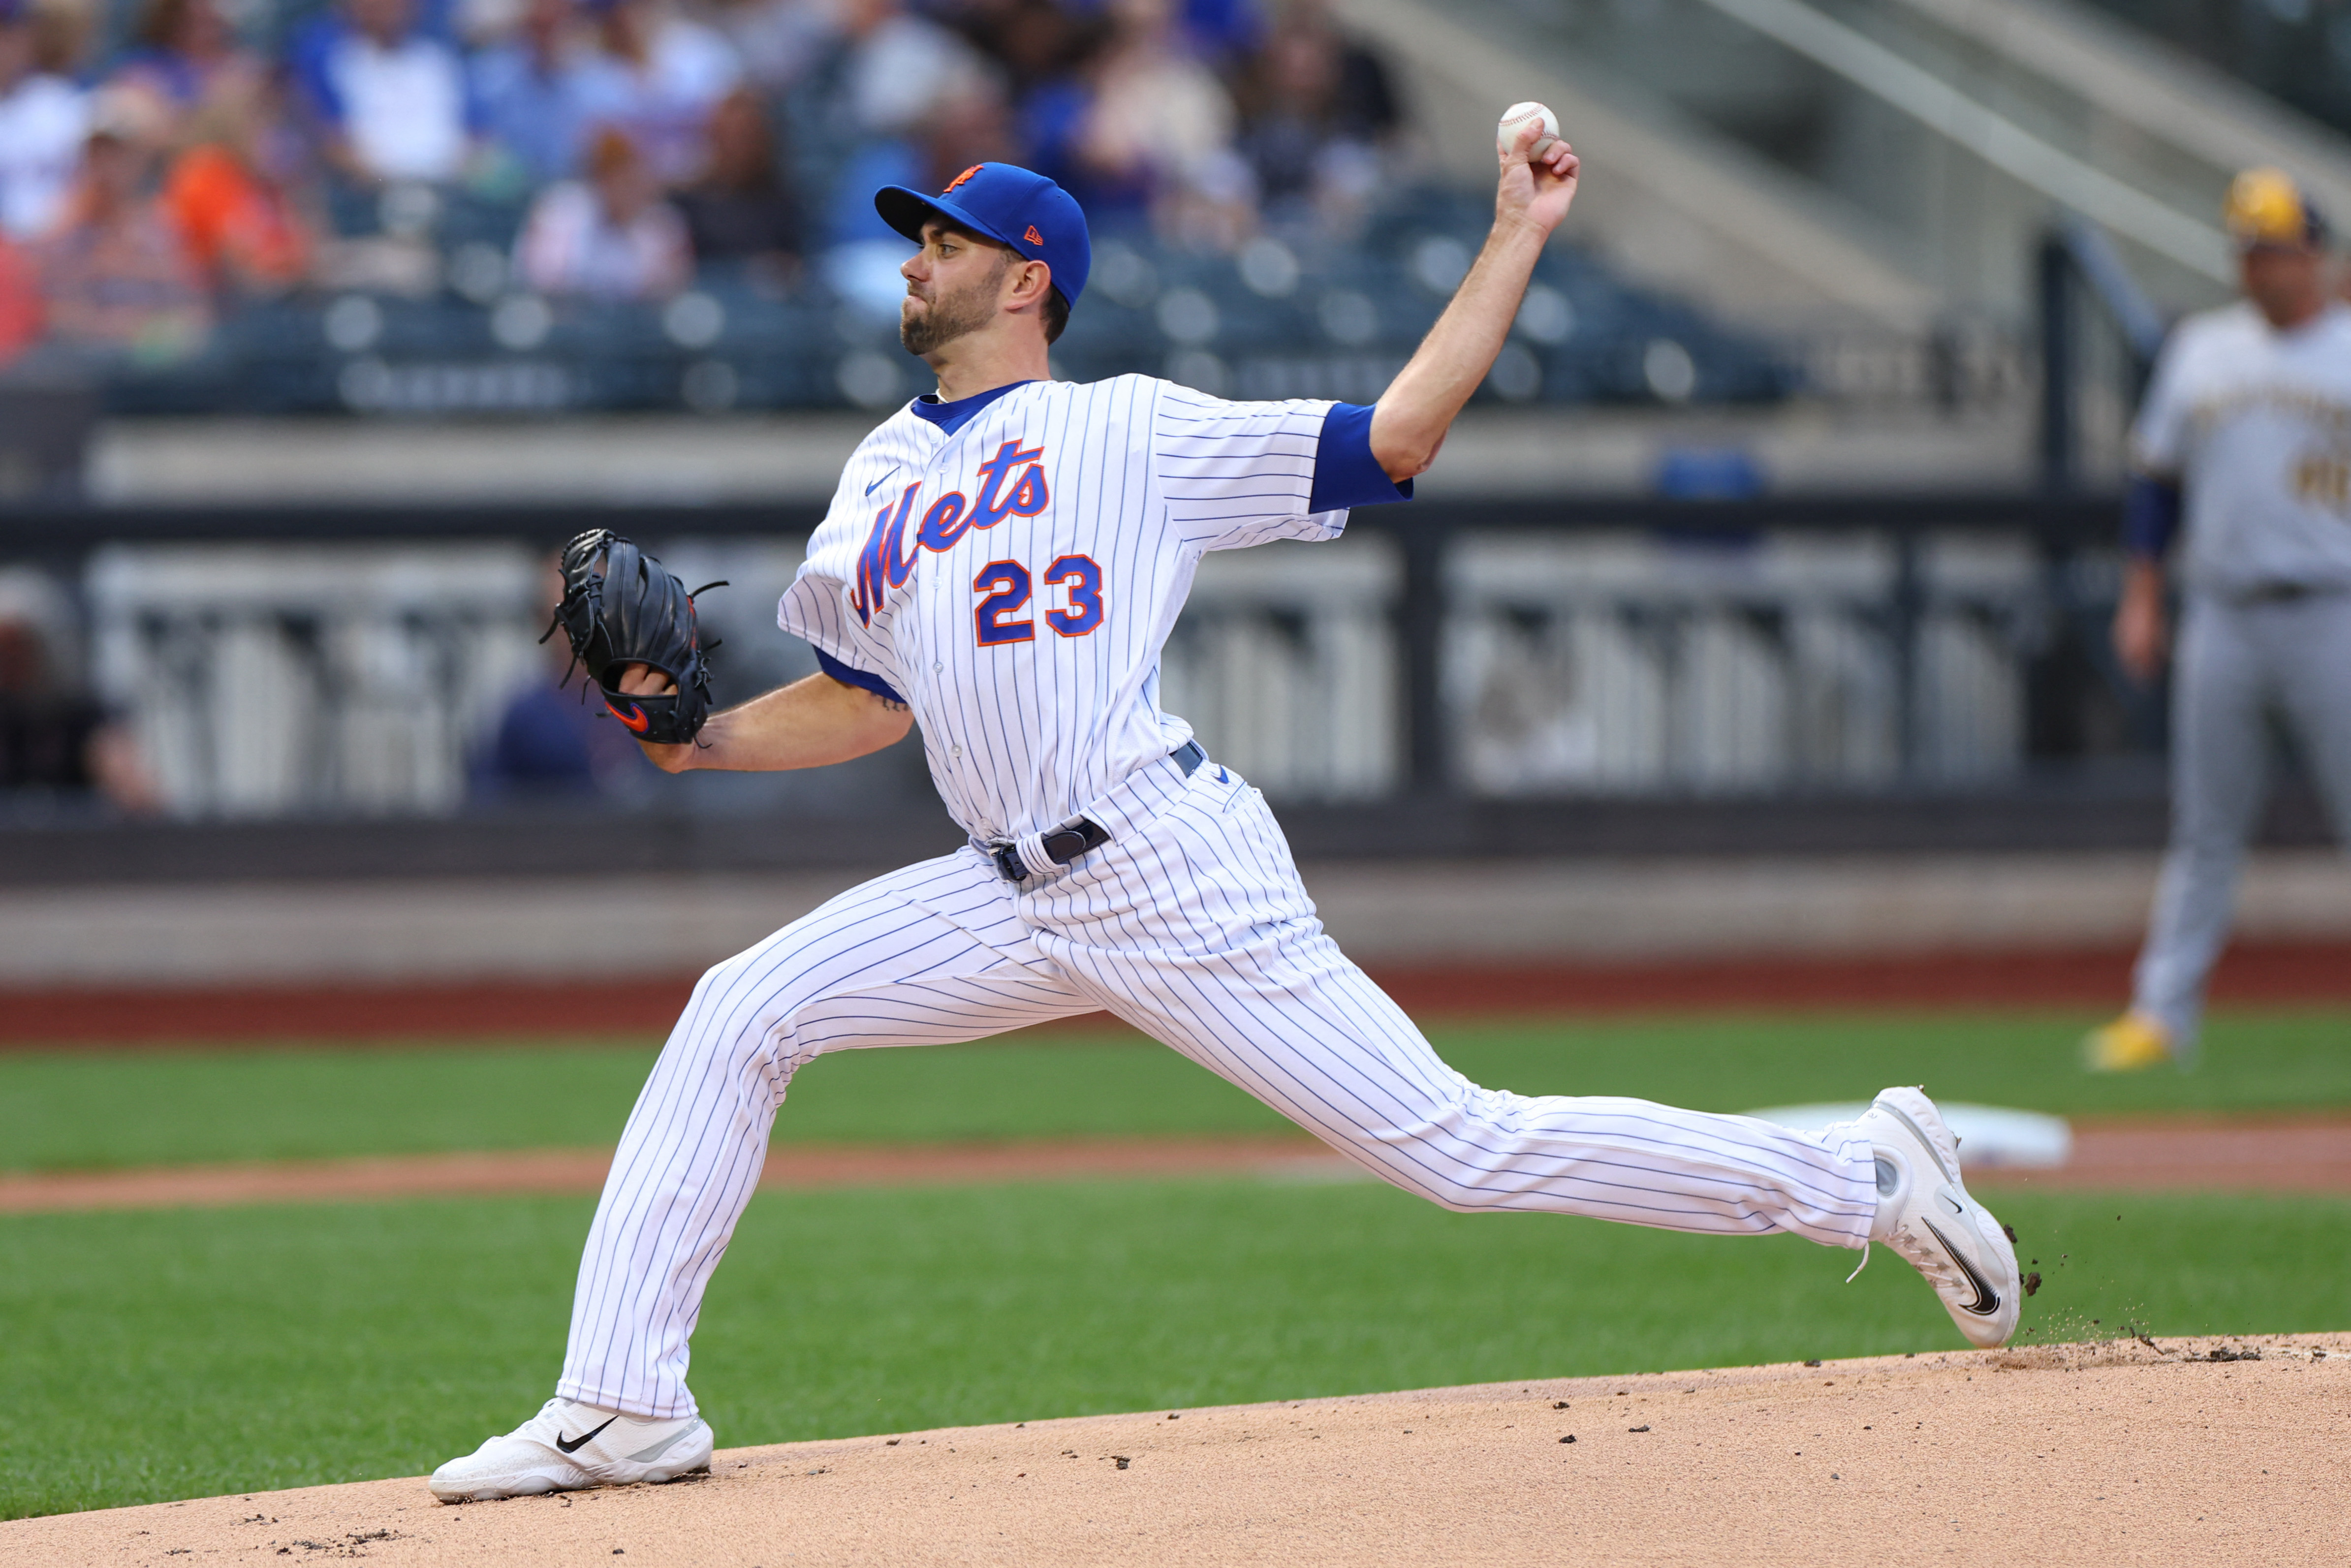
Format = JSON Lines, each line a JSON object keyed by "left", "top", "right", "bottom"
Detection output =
{"left": 8, "top": 1334, "right": 2345, "bottom": 1566}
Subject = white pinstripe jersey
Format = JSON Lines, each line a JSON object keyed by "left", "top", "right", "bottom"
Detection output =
{"left": 778, "top": 374, "right": 1348, "bottom": 842}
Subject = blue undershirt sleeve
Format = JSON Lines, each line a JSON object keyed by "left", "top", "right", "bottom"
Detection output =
{"left": 2122, "top": 475, "right": 2181, "bottom": 560}
{"left": 813, "top": 646, "right": 906, "bottom": 706}
{"left": 1307, "top": 403, "right": 1414, "bottom": 513}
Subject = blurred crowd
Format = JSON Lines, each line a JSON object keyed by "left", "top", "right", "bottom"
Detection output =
{"left": 0, "top": 0, "right": 1405, "bottom": 372}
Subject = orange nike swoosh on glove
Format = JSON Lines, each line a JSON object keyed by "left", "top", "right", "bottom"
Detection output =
{"left": 606, "top": 699, "right": 652, "bottom": 734}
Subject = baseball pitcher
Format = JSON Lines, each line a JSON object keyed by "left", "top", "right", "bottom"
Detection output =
{"left": 431, "top": 121, "right": 2021, "bottom": 1502}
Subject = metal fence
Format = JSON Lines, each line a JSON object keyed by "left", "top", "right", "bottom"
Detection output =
{"left": 0, "top": 494, "right": 2134, "bottom": 823}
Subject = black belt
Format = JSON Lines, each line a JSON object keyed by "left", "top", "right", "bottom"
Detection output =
{"left": 991, "top": 741, "right": 1206, "bottom": 882}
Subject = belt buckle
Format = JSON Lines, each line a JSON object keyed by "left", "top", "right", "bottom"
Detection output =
{"left": 990, "top": 843, "right": 1028, "bottom": 882}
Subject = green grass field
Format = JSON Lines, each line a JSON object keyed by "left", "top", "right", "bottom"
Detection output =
{"left": 3, "top": 1180, "right": 2343, "bottom": 1521}
{"left": 5, "top": 1006, "right": 2348, "bottom": 1172}
{"left": 3, "top": 1005, "right": 2346, "bottom": 1522}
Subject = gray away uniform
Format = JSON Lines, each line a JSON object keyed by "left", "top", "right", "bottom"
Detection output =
{"left": 2130, "top": 300, "right": 2351, "bottom": 1050}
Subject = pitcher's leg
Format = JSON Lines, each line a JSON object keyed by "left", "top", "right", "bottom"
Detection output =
{"left": 1028, "top": 781, "right": 1876, "bottom": 1248}
{"left": 2132, "top": 597, "right": 2272, "bottom": 1049}
{"left": 560, "top": 851, "right": 1092, "bottom": 1418}
{"left": 1074, "top": 930, "right": 1874, "bottom": 1244}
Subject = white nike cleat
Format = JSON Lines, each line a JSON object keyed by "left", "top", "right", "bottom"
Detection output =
{"left": 428, "top": 1397, "right": 713, "bottom": 1503}
{"left": 1851, "top": 1086, "right": 2022, "bottom": 1349}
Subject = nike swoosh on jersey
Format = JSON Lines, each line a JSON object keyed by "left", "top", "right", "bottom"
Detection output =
{"left": 864, "top": 466, "right": 903, "bottom": 496}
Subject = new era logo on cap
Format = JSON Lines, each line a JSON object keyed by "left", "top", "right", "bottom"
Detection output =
{"left": 875, "top": 162, "right": 1093, "bottom": 309}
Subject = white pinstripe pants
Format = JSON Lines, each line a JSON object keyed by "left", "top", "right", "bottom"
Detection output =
{"left": 559, "top": 760, "right": 1878, "bottom": 1419}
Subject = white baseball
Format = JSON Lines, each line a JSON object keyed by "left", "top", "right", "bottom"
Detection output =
{"left": 1496, "top": 100, "right": 1560, "bottom": 158}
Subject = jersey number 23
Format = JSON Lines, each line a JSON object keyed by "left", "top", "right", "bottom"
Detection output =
{"left": 974, "top": 556, "right": 1104, "bottom": 645}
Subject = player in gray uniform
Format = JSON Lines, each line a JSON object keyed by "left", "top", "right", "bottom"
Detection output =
{"left": 2086, "top": 168, "right": 2351, "bottom": 1070}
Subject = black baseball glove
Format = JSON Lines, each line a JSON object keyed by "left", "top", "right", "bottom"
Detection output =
{"left": 543, "top": 529, "right": 723, "bottom": 746}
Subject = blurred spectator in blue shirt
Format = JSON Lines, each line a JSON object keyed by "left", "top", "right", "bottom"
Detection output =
{"left": 674, "top": 86, "right": 801, "bottom": 282}
{"left": 567, "top": 0, "right": 743, "bottom": 185}
{"left": 473, "top": 567, "right": 654, "bottom": 800}
{"left": 291, "top": 0, "right": 477, "bottom": 185}
{"left": 514, "top": 123, "right": 691, "bottom": 298}
{"left": 0, "top": 0, "right": 90, "bottom": 242}
{"left": 1175, "top": 0, "right": 1260, "bottom": 65}
{"left": 474, "top": 678, "right": 652, "bottom": 797}
{"left": 470, "top": 0, "right": 597, "bottom": 186}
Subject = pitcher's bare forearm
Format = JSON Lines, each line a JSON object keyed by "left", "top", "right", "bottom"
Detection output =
{"left": 619, "top": 668, "right": 912, "bottom": 774}
{"left": 1371, "top": 221, "right": 1550, "bottom": 479}
{"left": 1371, "top": 124, "right": 1578, "bottom": 482}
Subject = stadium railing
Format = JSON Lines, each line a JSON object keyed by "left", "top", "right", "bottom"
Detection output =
{"left": 5, "top": 488, "right": 2281, "bottom": 886}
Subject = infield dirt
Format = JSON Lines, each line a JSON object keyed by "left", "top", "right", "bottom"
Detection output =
{"left": 7, "top": 1334, "right": 2345, "bottom": 1567}
{"left": 5, "top": 1114, "right": 2348, "bottom": 1213}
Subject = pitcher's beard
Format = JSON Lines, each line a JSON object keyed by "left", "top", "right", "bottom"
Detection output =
{"left": 899, "top": 276, "right": 999, "bottom": 357}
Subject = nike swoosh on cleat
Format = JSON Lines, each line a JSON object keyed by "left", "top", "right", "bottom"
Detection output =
{"left": 864, "top": 466, "right": 902, "bottom": 496}
{"left": 1921, "top": 1217, "right": 2001, "bottom": 1316}
{"left": 555, "top": 1416, "right": 617, "bottom": 1454}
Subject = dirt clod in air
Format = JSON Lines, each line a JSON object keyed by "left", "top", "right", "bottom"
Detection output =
{"left": 2024, "top": 1273, "right": 2041, "bottom": 1296}
{"left": 1559, "top": 1435, "right": 1575, "bottom": 1444}
{"left": 1629, "top": 1426, "right": 1650, "bottom": 1433}
{"left": 2003, "top": 1224, "right": 2018, "bottom": 1243}
{"left": 1113, "top": 1457, "right": 1132, "bottom": 1470}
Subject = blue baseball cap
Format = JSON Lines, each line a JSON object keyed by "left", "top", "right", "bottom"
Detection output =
{"left": 876, "top": 162, "right": 1091, "bottom": 313}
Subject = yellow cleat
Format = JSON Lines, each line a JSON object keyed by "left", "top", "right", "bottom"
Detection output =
{"left": 2082, "top": 1010, "right": 2175, "bottom": 1072}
